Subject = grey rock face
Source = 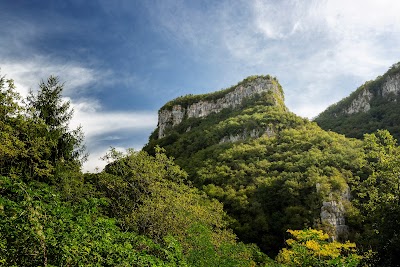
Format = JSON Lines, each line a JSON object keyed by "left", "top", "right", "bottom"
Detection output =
{"left": 219, "top": 127, "right": 275, "bottom": 144}
{"left": 345, "top": 72, "right": 400, "bottom": 115}
{"left": 345, "top": 88, "right": 372, "bottom": 114}
{"left": 382, "top": 72, "right": 400, "bottom": 97}
{"left": 319, "top": 187, "right": 350, "bottom": 241}
{"left": 157, "top": 77, "right": 282, "bottom": 139}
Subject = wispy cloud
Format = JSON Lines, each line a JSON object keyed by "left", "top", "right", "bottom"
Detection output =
{"left": 70, "top": 98, "right": 157, "bottom": 172}
{"left": 148, "top": 0, "right": 400, "bottom": 118}
{"left": 0, "top": 58, "right": 102, "bottom": 97}
{"left": 70, "top": 98, "right": 157, "bottom": 140}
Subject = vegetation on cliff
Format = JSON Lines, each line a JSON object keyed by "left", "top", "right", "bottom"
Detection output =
{"left": 315, "top": 62, "right": 400, "bottom": 140}
{"left": 161, "top": 75, "right": 283, "bottom": 111}
{"left": 2, "top": 70, "right": 400, "bottom": 266}
{"left": 144, "top": 68, "right": 400, "bottom": 266}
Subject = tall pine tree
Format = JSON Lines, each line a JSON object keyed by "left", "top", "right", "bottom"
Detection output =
{"left": 26, "top": 76, "right": 86, "bottom": 175}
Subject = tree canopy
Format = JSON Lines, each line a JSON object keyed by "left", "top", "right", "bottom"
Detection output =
{"left": 3, "top": 71, "right": 400, "bottom": 266}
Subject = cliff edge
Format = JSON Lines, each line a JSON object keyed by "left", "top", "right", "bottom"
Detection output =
{"left": 156, "top": 75, "right": 285, "bottom": 139}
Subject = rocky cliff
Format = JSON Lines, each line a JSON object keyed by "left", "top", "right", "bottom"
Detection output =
{"left": 315, "top": 62, "right": 400, "bottom": 140}
{"left": 319, "top": 185, "right": 351, "bottom": 241}
{"left": 157, "top": 75, "right": 284, "bottom": 139}
{"left": 144, "top": 73, "right": 361, "bottom": 255}
{"left": 345, "top": 69, "right": 400, "bottom": 115}
{"left": 381, "top": 70, "right": 400, "bottom": 99}
{"left": 345, "top": 87, "right": 372, "bottom": 114}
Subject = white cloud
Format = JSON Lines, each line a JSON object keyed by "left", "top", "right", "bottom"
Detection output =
{"left": 322, "top": 0, "right": 400, "bottom": 34}
{"left": 82, "top": 146, "right": 125, "bottom": 173}
{"left": 148, "top": 0, "right": 400, "bottom": 118}
{"left": 252, "top": 0, "right": 314, "bottom": 40}
{"left": 0, "top": 58, "right": 101, "bottom": 97}
{"left": 70, "top": 98, "right": 157, "bottom": 140}
{"left": 234, "top": 0, "right": 399, "bottom": 117}
{"left": 58, "top": 93, "right": 157, "bottom": 173}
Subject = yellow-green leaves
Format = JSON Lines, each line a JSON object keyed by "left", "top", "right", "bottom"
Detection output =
{"left": 276, "top": 229, "right": 362, "bottom": 267}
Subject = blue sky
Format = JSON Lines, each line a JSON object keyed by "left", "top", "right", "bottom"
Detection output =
{"left": 1, "top": 0, "right": 399, "bottom": 171}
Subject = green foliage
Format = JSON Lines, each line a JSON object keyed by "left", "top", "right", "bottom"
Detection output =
{"left": 1, "top": 72, "right": 275, "bottom": 266}
{"left": 185, "top": 223, "right": 257, "bottom": 267}
{"left": 0, "top": 73, "right": 86, "bottom": 183}
{"left": 276, "top": 228, "right": 362, "bottom": 267}
{"left": 95, "top": 148, "right": 235, "bottom": 246}
{"left": 26, "top": 76, "right": 87, "bottom": 169}
{"left": 4, "top": 70, "right": 400, "bottom": 266}
{"left": 161, "top": 75, "right": 280, "bottom": 110}
{"left": 154, "top": 111, "right": 363, "bottom": 255}
{"left": 0, "top": 176, "right": 189, "bottom": 267}
{"left": 0, "top": 73, "right": 55, "bottom": 180}
{"left": 349, "top": 130, "right": 400, "bottom": 266}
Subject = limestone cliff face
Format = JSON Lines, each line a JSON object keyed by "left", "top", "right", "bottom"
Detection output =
{"left": 317, "top": 184, "right": 350, "bottom": 241}
{"left": 218, "top": 127, "right": 275, "bottom": 144}
{"left": 157, "top": 76, "right": 283, "bottom": 139}
{"left": 345, "top": 87, "right": 372, "bottom": 114}
{"left": 381, "top": 72, "right": 400, "bottom": 98}
{"left": 345, "top": 70, "right": 400, "bottom": 115}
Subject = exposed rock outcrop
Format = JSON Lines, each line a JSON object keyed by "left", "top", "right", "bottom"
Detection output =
{"left": 319, "top": 187, "right": 350, "bottom": 241}
{"left": 157, "top": 76, "right": 283, "bottom": 139}
{"left": 382, "top": 72, "right": 400, "bottom": 98}
{"left": 345, "top": 71, "right": 400, "bottom": 115}
{"left": 345, "top": 88, "right": 372, "bottom": 114}
{"left": 219, "top": 127, "right": 275, "bottom": 144}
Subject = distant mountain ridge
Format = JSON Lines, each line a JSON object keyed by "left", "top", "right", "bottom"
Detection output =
{"left": 315, "top": 62, "right": 400, "bottom": 140}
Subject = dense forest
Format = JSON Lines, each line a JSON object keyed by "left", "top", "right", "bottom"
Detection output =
{"left": 1, "top": 69, "right": 400, "bottom": 266}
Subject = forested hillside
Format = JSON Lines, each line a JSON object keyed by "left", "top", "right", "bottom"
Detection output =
{"left": 1, "top": 73, "right": 281, "bottom": 266}
{"left": 315, "top": 62, "right": 400, "bottom": 140}
{"left": 1, "top": 70, "right": 400, "bottom": 266}
{"left": 145, "top": 74, "right": 400, "bottom": 266}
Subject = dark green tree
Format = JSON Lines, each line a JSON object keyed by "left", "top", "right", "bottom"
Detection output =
{"left": 26, "top": 76, "right": 87, "bottom": 173}
{"left": 0, "top": 73, "right": 54, "bottom": 179}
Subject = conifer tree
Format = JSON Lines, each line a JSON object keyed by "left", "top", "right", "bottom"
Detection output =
{"left": 26, "top": 76, "right": 86, "bottom": 171}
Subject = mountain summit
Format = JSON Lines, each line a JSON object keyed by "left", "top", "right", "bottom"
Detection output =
{"left": 155, "top": 75, "right": 286, "bottom": 139}
{"left": 144, "top": 75, "right": 297, "bottom": 157}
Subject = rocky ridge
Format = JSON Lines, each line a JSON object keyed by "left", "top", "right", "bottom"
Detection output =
{"left": 157, "top": 76, "right": 283, "bottom": 139}
{"left": 344, "top": 67, "right": 400, "bottom": 115}
{"left": 315, "top": 62, "right": 400, "bottom": 140}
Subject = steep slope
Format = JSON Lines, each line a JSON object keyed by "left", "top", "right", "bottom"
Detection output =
{"left": 315, "top": 62, "right": 400, "bottom": 140}
{"left": 144, "top": 75, "right": 363, "bottom": 255}
{"left": 145, "top": 75, "right": 294, "bottom": 161}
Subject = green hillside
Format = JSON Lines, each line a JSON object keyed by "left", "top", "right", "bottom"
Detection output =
{"left": 2, "top": 70, "right": 400, "bottom": 266}
{"left": 315, "top": 63, "right": 400, "bottom": 140}
{"left": 145, "top": 74, "right": 400, "bottom": 266}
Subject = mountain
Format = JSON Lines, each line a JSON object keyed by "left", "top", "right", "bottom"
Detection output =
{"left": 315, "top": 62, "right": 400, "bottom": 140}
{"left": 3, "top": 70, "right": 399, "bottom": 266}
{"left": 144, "top": 75, "right": 362, "bottom": 254}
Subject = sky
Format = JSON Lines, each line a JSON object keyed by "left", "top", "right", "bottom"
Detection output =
{"left": 1, "top": 0, "right": 399, "bottom": 172}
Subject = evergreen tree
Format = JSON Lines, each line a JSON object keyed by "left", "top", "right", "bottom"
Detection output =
{"left": 26, "top": 76, "right": 87, "bottom": 172}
